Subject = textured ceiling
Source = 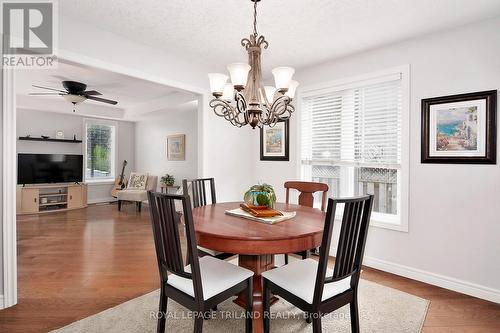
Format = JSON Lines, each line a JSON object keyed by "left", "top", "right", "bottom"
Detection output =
{"left": 16, "top": 60, "right": 196, "bottom": 119}
{"left": 60, "top": 0, "right": 500, "bottom": 73}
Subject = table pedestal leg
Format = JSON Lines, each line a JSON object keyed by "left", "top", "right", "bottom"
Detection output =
{"left": 234, "top": 254, "right": 278, "bottom": 333}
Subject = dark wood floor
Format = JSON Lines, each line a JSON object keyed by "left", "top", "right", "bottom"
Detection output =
{"left": 0, "top": 203, "right": 499, "bottom": 332}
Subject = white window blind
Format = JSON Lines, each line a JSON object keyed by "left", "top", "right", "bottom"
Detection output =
{"left": 302, "top": 78, "right": 402, "bottom": 167}
{"left": 301, "top": 74, "right": 404, "bottom": 225}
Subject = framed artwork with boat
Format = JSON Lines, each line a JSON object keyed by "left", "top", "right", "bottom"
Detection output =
{"left": 421, "top": 90, "right": 496, "bottom": 164}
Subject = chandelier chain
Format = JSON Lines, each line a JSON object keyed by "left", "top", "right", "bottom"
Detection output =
{"left": 253, "top": 0, "right": 258, "bottom": 36}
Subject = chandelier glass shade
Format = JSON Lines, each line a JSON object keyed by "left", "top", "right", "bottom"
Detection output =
{"left": 208, "top": 0, "right": 298, "bottom": 129}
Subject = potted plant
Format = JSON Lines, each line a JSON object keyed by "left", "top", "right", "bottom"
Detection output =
{"left": 161, "top": 174, "right": 175, "bottom": 186}
{"left": 244, "top": 183, "right": 276, "bottom": 209}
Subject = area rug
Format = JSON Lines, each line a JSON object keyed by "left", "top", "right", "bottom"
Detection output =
{"left": 51, "top": 279, "right": 429, "bottom": 333}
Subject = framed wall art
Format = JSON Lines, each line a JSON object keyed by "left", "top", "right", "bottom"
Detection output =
{"left": 260, "top": 119, "right": 289, "bottom": 161}
{"left": 421, "top": 90, "right": 496, "bottom": 164}
{"left": 166, "top": 134, "right": 186, "bottom": 161}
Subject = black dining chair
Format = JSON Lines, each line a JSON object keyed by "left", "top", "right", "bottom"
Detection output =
{"left": 262, "top": 195, "right": 374, "bottom": 333}
{"left": 182, "top": 178, "right": 235, "bottom": 260}
{"left": 147, "top": 191, "right": 254, "bottom": 333}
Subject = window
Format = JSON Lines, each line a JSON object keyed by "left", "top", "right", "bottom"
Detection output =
{"left": 300, "top": 69, "right": 409, "bottom": 230}
{"left": 84, "top": 119, "right": 116, "bottom": 182}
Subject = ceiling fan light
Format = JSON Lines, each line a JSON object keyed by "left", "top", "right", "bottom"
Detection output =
{"left": 222, "top": 83, "right": 235, "bottom": 101}
{"left": 63, "top": 94, "right": 87, "bottom": 104}
{"left": 272, "top": 66, "right": 295, "bottom": 90}
{"left": 227, "top": 63, "right": 251, "bottom": 89}
{"left": 208, "top": 73, "right": 229, "bottom": 96}
{"left": 285, "top": 80, "right": 299, "bottom": 99}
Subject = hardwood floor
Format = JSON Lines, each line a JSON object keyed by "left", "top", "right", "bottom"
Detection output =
{"left": 0, "top": 203, "right": 161, "bottom": 333}
{"left": 1, "top": 203, "right": 499, "bottom": 332}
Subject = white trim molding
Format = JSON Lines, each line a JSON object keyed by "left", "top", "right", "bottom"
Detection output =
{"left": 2, "top": 65, "right": 18, "bottom": 309}
{"left": 364, "top": 256, "right": 500, "bottom": 304}
{"left": 88, "top": 197, "right": 116, "bottom": 205}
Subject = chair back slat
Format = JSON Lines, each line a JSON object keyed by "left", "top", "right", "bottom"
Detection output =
{"left": 147, "top": 192, "right": 204, "bottom": 302}
{"left": 183, "top": 178, "right": 216, "bottom": 208}
{"left": 284, "top": 181, "right": 329, "bottom": 212}
{"left": 332, "top": 196, "right": 373, "bottom": 280}
{"left": 334, "top": 200, "right": 360, "bottom": 277}
{"left": 313, "top": 195, "right": 374, "bottom": 304}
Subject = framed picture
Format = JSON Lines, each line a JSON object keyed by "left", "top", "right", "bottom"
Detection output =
{"left": 421, "top": 90, "right": 496, "bottom": 164}
{"left": 166, "top": 134, "right": 186, "bottom": 161}
{"left": 260, "top": 119, "right": 289, "bottom": 161}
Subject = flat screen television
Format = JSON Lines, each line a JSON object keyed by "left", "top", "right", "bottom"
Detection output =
{"left": 18, "top": 153, "right": 83, "bottom": 185}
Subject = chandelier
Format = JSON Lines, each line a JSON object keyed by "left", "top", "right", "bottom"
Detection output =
{"left": 207, "top": 0, "right": 298, "bottom": 129}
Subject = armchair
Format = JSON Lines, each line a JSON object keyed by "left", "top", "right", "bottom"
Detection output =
{"left": 117, "top": 175, "right": 158, "bottom": 212}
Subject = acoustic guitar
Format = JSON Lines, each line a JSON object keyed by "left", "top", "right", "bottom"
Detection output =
{"left": 111, "top": 160, "right": 128, "bottom": 198}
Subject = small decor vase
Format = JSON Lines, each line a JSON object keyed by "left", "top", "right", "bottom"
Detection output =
{"left": 244, "top": 183, "right": 276, "bottom": 209}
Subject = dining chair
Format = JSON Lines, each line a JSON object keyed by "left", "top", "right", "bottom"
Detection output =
{"left": 262, "top": 195, "right": 374, "bottom": 333}
{"left": 283, "top": 181, "right": 329, "bottom": 264}
{"left": 147, "top": 191, "right": 254, "bottom": 333}
{"left": 182, "top": 178, "right": 235, "bottom": 260}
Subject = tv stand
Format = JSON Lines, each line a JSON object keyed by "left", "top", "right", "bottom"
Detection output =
{"left": 16, "top": 183, "right": 88, "bottom": 215}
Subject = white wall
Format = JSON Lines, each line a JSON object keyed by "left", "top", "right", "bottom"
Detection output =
{"left": 16, "top": 109, "right": 135, "bottom": 203}
{"left": 252, "top": 17, "right": 500, "bottom": 302}
{"left": 200, "top": 101, "right": 256, "bottom": 201}
{"left": 135, "top": 104, "right": 198, "bottom": 189}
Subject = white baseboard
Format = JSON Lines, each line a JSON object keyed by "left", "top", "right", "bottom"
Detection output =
{"left": 0, "top": 294, "right": 4, "bottom": 309}
{"left": 363, "top": 256, "right": 500, "bottom": 304}
{"left": 88, "top": 197, "right": 116, "bottom": 205}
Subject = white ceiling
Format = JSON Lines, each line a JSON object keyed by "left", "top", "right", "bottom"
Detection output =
{"left": 60, "top": 0, "right": 500, "bottom": 73}
{"left": 16, "top": 60, "right": 197, "bottom": 120}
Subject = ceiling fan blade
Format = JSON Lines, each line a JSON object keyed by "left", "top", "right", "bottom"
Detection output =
{"left": 32, "top": 85, "right": 67, "bottom": 93}
{"left": 29, "top": 93, "right": 64, "bottom": 96}
{"left": 86, "top": 95, "right": 118, "bottom": 105}
{"left": 83, "top": 90, "right": 102, "bottom": 96}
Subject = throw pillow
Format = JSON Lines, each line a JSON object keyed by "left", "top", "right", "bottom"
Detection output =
{"left": 127, "top": 173, "right": 148, "bottom": 190}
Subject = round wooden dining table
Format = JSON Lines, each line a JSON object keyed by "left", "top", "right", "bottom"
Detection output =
{"left": 192, "top": 202, "right": 325, "bottom": 333}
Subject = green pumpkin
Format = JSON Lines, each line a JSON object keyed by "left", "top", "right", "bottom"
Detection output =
{"left": 243, "top": 183, "right": 276, "bottom": 208}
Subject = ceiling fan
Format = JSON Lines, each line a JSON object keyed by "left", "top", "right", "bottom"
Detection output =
{"left": 29, "top": 81, "right": 118, "bottom": 111}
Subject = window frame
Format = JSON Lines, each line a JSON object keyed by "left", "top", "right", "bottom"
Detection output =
{"left": 297, "top": 65, "right": 410, "bottom": 232}
{"left": 83, "top": 118, "right": 118, "bottom": 184}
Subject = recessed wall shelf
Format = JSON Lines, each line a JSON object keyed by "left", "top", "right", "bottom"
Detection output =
{"left": 18, "top": 137, "right": 82, "bottom": 143}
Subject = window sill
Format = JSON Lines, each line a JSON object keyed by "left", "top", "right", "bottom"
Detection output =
{"left": 85, "top": 179, "right": 115, "bottom": 186}
{"left": 370, "top": 219, "right": 408, "bottom": 232}
{"left": 334, "top": 212, "right": 408, "bottom": 232}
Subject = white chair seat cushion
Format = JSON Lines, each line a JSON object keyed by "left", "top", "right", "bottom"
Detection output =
{"left": 197, "top": 246, "right": 223, "bottom": 257}
{"left": 117, "top": 190, "right": 147, "bottom": 202}
{"left": 167, "top": 256, "right": 253, "bottom": 300}
{"left": 261, "top": 258, "right": 351, "bottom": 304}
